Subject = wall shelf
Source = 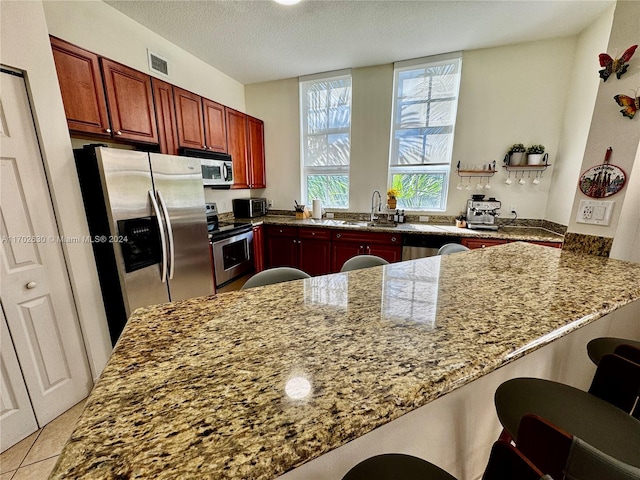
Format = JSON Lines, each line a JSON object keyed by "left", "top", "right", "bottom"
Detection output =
{"left": 456, "top": 161, "right": 496, "bottom": 178}
{"left": 503, "top": 163, "right": 551, "bottom": 173}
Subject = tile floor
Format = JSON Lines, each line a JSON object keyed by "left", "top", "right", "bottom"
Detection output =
{"left": 0, "top": 399, "right": 86, "bottom": 480}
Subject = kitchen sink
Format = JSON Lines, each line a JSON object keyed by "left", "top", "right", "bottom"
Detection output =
{"left": 340, "top": 220, "right": 369, "bottom": 227}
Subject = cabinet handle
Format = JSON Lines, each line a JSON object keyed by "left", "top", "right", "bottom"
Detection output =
{"left": 26, "top": 281, "right": 37, "bottom": 289}
{"left": 336, "top": 233, "right": 341, "bottom": 239}
{"left": 105, "top": 128, "right": 112, "bottom": 134}
{"left": 115, "top": 131, "right": 122, "bottom": 136}
{"left": 366, "top": 246, "right": 371, "bottom": 253}
{"left": 391, "top": 237, "right": 397, "bottom": 243}
{"left": 311, "top": 232, "right": 315, "bottom": 236}
{"left": 481, "top": 244, "right": 486, "bottom": 248}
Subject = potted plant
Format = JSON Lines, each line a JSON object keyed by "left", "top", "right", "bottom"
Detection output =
{"left": 527, "top": 144, "right": 547, "bottom": 165}
{"left": 508, "top": 143, "right": 526, "bottom": 166}
{"left": 387, "top": 188, "right": 399, "bottom": 209}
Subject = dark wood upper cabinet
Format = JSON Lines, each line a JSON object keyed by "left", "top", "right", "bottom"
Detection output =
{"left": 247, "top": 116, "right": 266, "bottom": 189}
{"left": 100, "top": 58, "right": 158, "bottom": 144}
{"left": 226, "top": 108, "right": 249, "bottom": 189}
{"left": 203, "top": 99, "right": 227, "bottom": 153}
{"left": 152, "top": 79, "right": 179, "bottom": 155}
{"left": 50, "top": 36, "right": 110, "bottom": 136}
{"left": 173, "top": 86, "right": 206, "bottom": 150}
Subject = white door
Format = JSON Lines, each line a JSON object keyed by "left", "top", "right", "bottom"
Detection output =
{"left": 1, "top": 307, "right": 38, "bottom": 452}
{"left": 0, "top": 69, "right": 92, "bottom": 445}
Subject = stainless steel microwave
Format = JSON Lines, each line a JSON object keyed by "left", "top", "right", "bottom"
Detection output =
{"left": 179, "top": 148, "right": 233, "bottom": 188}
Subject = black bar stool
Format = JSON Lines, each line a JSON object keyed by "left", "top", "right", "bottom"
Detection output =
{"left": 494, "top": 353, "right": 640, "bottom": 468}
{"left": 587, "top": 337, "right": 640, "bottom": 365}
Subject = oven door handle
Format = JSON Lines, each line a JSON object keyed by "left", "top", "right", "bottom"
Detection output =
{"left": 149, "top": 190, "right": 167, "bottom": 283}
{"left": 156, "top": 190, "right": 175, "bottom": 280}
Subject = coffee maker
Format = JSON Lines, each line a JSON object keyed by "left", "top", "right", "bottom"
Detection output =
{"left": 466, "top": 195, "right": 501, "bottom": 230}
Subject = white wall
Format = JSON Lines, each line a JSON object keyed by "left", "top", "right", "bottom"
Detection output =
{"left": 566, "top": 0, "right": 640, "bottom": 238}
{"left": 452, "top": 38, "right": 575, "bottom": 219}
{"left": 546, "top": 6, "right": 615, "bottom": 225}
{"left": 0, "top": 1, "right": 111, "bottom": 379}
{"left": 610, "top": 142, "right": 640, "bottom": 263}
{"left": 247, "top": 37, "right": 578, "bottom": 218}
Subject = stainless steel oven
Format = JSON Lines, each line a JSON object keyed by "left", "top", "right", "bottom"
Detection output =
{"left": 211, "top": 229, "right": 254, "bottom": 287}
{"left": 206, "top": 202, "right": 254, "bottom": 288}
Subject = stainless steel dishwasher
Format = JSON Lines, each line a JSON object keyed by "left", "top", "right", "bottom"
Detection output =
{"left": 402, "top": 235, "right": 462, "bottom": 260}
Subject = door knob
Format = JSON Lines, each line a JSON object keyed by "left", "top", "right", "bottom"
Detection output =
{"left": 26, "top": 281, "right": 37, "bottom": 289}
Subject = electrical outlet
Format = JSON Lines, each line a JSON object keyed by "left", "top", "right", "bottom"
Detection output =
{"left": 576, "top": 200, "right": 614, "bottom": 225}
{"left": 326, "top": 212, "right": 334, "bottom": 219}
{"left": 510, "top": 205, "right": 518, "bottom": 214}
{"left": 419, "top": 216, "right": 429, "bottom": 222}
{"left": 267, "top": 199, "right": 273, "bottom": 208}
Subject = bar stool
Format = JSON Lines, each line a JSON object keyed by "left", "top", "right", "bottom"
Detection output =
{"left": 494, "top": 352, "right": 640, "bottom": 468}
{"left": 587, "top": 337, "right": 640, "bottom": 365}
{"left": 516, "top": 414, "right": 640, "bottom": 480}
{"left": 341, "top": 441, "right": 543, "bottom": 480}
{"left": 437, "top": 243, "right": 470, "bottom": 255}
{"left": 241, "top": 267, "right": 310, "bottom": 290}
{"left": 340, "top": 255, "right": 389, "bottom": 272}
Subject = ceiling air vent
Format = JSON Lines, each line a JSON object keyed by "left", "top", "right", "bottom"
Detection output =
{"left": 147, "top": 50, "right": 169, "bottom": 77}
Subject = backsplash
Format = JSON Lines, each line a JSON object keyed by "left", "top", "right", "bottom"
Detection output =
{"left": 259, "top": 210, "right": 567, "bottom": 234}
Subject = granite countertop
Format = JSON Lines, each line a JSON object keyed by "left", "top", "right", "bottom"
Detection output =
{"left": 50, "top": 243, "right": 639, "bottom": 479}
{"left": 247, "top": 215, "right": 564, "bottom": 244}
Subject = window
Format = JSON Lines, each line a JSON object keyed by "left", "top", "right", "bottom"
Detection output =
{"left": 300, "top": 71, "right": 352, "bottom": 209}
{"left": 389, "top": 54, "right": 462, "bottom": 211}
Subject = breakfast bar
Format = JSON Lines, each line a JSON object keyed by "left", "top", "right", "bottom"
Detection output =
{"left": 49, "top": 243, "right": 640, "bottom": 480}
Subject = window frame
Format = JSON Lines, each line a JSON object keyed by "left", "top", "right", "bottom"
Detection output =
{"left": 388, "top": 53, "right": 462, "bottom": 212}
{"left": 299, "top": 70, "right": 352, "bottom": 209}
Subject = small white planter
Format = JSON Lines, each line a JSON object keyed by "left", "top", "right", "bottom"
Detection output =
{"left": 509, "top": 152, "right": 526, "bottom": 166}
{"left": 527, "top": 153, "right": 548, "bottom": 165}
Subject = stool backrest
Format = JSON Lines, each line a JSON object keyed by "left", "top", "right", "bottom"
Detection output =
{"left": 517, "top": 414, "right": 640, "bottom": 480}
{"left": 241, "top": 267, "right": 310, "bottom": 290}
{"left": 437, "top": 243, "right": 470, "bottom": 255}
{"left": 340, "top": 255, "right": 389, "bottom": 272}
{"left": 482, "top": 440, "right": 545, "bottom": 480}
{"left": 588, "top": 353, "right": 640, "bottom": 418}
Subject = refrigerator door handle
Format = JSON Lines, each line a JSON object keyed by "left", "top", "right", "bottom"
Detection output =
{"left": 149, "top": 190, "right": 168, "bottom": 283}
{"left": 156, "top": 190, "right": 175, "bottom": 280}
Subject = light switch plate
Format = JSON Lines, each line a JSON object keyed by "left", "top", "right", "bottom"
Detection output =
{"left": 576, "top": 200, "right": 614, "bottom": 225}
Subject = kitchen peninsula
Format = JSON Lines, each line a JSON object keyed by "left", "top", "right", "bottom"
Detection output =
{"left": 49, "top": 243, "right": 640, "bottom": 480}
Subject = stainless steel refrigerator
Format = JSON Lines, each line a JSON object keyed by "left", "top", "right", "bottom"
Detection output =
{"left": 75, "top": 145, "right": 213, "bottom": 344}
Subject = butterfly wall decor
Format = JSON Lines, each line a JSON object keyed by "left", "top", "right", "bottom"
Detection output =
{"left": 614, "top": 90, "right": 639, "bottom": 119}
{"left": 599, "top": 44, "right": 637, "bottom": 81}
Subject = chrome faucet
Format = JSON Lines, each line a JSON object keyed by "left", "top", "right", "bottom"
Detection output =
{"left": 370, "top": 190, "right": 382, "bottom": 222}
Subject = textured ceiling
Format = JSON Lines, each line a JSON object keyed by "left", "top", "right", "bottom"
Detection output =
{"left": 104, "top": 0, "right": 614, "bottom": 85}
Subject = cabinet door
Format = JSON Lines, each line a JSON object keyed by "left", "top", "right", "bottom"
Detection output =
{"left": 368, "top": 244, "right": 402, "bottom": 263}
{"left": 461, "top": 238, "right": 508, "bottom": 249}
{"left": 152, "top": 79, "right": 179, "bottom": 155}
{"left": 226, "top": 108, "right": 250, "bottom": 189}
{"left": 203, "top": 99, "right": 227, "bottom": 153}
{"left": 50, "top": 36, "right": 110, "bottom": 136}
{"left": 529, "top": 241, "right": 563, "bottom": 248}
{"left": 265, "top": 226, "right": 297, "bottom": 268}
{"left": 174, "top": 87, "right": 206, "bottom": 150}
{"left": 100, "top": 58, "right": 158, "bottom": 144}
{"left": 331, "top": 236, "right": 363, "bottom": 272}
{"left": 247, "top": 116, "right": 266, "bottom": 188}
{"left": 298, "top": 228, "right": 331, "bottom": 276}
{"left": 253, "top": 225, "right": 265, "bottom": 273}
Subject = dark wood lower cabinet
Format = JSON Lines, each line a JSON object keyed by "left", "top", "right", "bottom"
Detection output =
{"left": 462, "top": 238, "right": 562, "bottom": 249}
{"left": 253, "top": 225, "right": 265, "bottom": 273}
{"left": 265, "top": 225, "right": 331, "bottom": 276}
{"left": 298, "top": 228, "right": 331, "bottom": 276}
{"left": 330, "top": 230, "right": 402, "bottom": 272}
